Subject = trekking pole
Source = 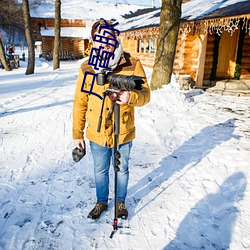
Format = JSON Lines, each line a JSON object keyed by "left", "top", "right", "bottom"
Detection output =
{"left": 110, "top": 101, "right": 121, "bottom": 238}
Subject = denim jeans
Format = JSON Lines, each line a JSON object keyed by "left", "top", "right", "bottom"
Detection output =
{"left": 90, "top": 140, "right": 132, "bottom": 205}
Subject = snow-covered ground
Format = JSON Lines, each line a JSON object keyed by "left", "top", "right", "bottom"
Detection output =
{"left": 0, "top": 50, "right": 250, "bottom": 250}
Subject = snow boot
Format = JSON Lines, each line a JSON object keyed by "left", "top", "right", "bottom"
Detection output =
{"left": 117, "top": 202, "right": 128, "bottom": 219}
{"left": 87, "top": 202, "right": 108, "bottom": 220}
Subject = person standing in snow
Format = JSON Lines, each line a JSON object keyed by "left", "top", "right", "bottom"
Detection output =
{"left": 72, "top": 20, "right": 150, "bottom": 220}
{"left": 8, "top": 46, "right": 15, "bottom": 54}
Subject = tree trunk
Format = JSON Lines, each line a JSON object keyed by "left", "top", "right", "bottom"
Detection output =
{"left": 0, "top": 37, "right": 11, "bottom": 71}
{"left": 22, "top": 0, "right": 35, "bottom": 75}
{"left": 151, "top": 0, "right": 182, "bottom": 90}
{"left": 53, "top": 0, "right": 61, "bottom": 70}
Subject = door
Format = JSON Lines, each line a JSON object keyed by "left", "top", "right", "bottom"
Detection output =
{"left": 216, "top": 30, "right": 239, "bottom": 79}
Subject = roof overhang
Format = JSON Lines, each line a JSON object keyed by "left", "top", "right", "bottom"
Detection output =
{"left": 40, "top": 27, "right": 91, "bottom": 39}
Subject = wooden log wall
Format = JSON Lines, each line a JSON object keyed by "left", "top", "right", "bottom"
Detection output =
{"left": 134, "top": 53, "right": 155, "bottom": 68}
{"left": 72, "top": 39, "right": 88, "bottom": 55}
{"left": 203, "top": 33, "right": 215, "bottom": 82}
{"left": 121, "top": 39, "right": 156, "bottom": 68}
{"left": 61, "top": 38, "right": 74, "bottom": 52}
{"left": 32, "top": 17, "right": 88, "bottom": 59}
{"left": 41, "top": 37, "right": 87, "bottom": 59}
{"left": 173, "top": 34, "right": 185, "bottom": 75}
{"left": 32, "top": 18, "right": 86, "bottom": 29}
{"left": 173, "top": 34, "right": 199, "bottom": 80}
{"left": 122, "top": 32, "right": 200, "bottom": 76}
{"left": 183, "top": 35, "right": 198, "bottom": 79}
{"left": 32, "top": 18, "right": 87, "bottom": 40}
{"left": 122, "top": 39, "right": 137, "bottom": 54}
{"left": 240, "top": 35, "right": 250, "bottom": 79}
{"left": 41, "top": 37, "right": 53, "bottom": 58}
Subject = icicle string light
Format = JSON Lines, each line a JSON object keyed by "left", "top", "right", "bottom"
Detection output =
{"left": 179, "top": 16, "right": 250, "bottom": 37}
{"left": 121, "top": 26, "right": 159, "bottom": 39}
{"left": 242, "top": 16, "right": 250, "bottom": 36}
{"left": 121, "top": 16, "right": 250, "bottom": 39}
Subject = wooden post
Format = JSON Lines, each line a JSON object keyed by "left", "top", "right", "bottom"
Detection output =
{"left": 139, "top": 39, "right": 142, "bottom": 53}
{"left": 195, "top": 32, "right": 207, "bottom": 88}
{"left": 149, "top": 39, "right": 152, "bottom": 53}
{"left": 143, "top": 38, "right": 146, "bottom": 54}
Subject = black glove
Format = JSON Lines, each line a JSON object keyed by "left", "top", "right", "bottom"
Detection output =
{"left": 72, "top": 146, "right": 86, "bottom": 162}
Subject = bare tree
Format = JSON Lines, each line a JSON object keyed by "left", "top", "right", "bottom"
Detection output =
{"left": 53, "top": 0, "right": 61, "bottom": 70}
{"left": 0, "top": 0, "right": 24, "bottom": 35}
{"left": 29, "top": 0, "right": 47, "bottom": 8}
{"left": 151, "top": 0, "right": 182, "bottom": 90}
{"left": 22, "top": 0, "right": 35, "bottom": 75}
{"left": 0, "top": 0, "right": 23, "bottom": 71}
{"left": 0, "top": 37, "right": 11, "bottom": 71}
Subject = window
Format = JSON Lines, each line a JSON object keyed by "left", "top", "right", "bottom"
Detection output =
{"left": 137, "top": 38, "right": 156, "bottom": 54}
{"left": 150, "top": 38, "right": 155, "bottom": 53}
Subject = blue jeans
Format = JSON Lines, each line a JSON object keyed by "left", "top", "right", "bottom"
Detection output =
{"left": 90, "top": 141, "right": 132, "bottom": 205}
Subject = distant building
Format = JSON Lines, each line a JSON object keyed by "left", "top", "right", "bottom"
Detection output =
{"left": 31, "top": 18, "right": 91, "bottom": 60}
{"left": 30, "top": 1, "right": 151, "bottom": 61}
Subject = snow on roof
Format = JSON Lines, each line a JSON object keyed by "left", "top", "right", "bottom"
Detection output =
{"left": 182, "top": 0, "right": 250, "bottom": 21}
{"left": 40, "top": 27, "right": 92, "bottom": 39}
{"left": 119, "top": 0, "right": 250, "bottom": 32}
{"left": 89, "top": 0, "right": 161, "bottom": 7}
{"left": 30, "top": 0, "right": 151, "bottom": 21}
{"left": 119, "top": 8, "right": 160, "bottom": 31}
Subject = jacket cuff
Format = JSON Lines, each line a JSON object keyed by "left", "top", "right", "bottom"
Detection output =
{"left": 128, "top": 90, "right": 137, "bottom": 106}
{"left": 72, "top": 130, "right": 84, "bottom": 140}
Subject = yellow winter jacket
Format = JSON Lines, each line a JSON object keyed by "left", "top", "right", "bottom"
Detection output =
{"left": 72, "top": 52, "right": 150, "bottom": 148}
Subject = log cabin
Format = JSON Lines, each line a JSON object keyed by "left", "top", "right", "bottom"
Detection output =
{"left": 31, "top": 18, "right": 91, "bottom": 60}
{"left": 119, "top": 0, "right": 250, "bottom": 93}
{"left": 30, "top": 1, "right": 152, "bottom": 61}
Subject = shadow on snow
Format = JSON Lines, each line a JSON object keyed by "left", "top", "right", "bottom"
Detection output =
{"left": 128, "top": 118, "right": 239, "bottom": 213}
{"left": 164, "top": 172, "right": 247, "bottom": 249}
{"left": 0, "top": 100, "right": 73, "bottom": 117}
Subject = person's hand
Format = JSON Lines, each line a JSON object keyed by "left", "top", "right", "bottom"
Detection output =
{"left": 72, "top": 139, "right": 86, "bottom": 162}
{"left": 116, "top": 90, "right": 130, "bottom": 105}
{"left": 74, "top": 139, "right": 85, "bottom": 149}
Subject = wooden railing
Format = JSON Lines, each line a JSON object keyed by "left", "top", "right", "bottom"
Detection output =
{"left": 46, "top": 51, "right": 83, "bottom": 61}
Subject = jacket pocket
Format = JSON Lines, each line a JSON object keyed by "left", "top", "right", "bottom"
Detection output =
{"left": 120, "top": 106, "right": 134, "bottom": 134}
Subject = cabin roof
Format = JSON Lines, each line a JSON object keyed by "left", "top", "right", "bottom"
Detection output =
{"left": 119, "top": 8, "right": 160, "bottom": 32}
{"left": 119, "top": 0, "right": 250, "bottom": 32}
{"left": 30, "top": 0, "right": 151, "bottom": 21}
{"left": 40, "top": 27, "right": 91, "bottom": 39}
{"left": 182, "top": 0, "right": 250, "bottom": 21}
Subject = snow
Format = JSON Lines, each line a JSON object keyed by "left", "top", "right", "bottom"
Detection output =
{"left": 28, "top": 0, "right": 250, "bottom": 36}
{"left": 95, "top": 0, "right": 161, "bottom": 7}
{"left": 40, "top": 27, "right": 92, "bottom": 39}
{"left": 119, "top": 0, "right": 249, "bottom": 31}
{"left": 30, "top": 0, "right": 151, "bottom": 20}
{"left": 0, "top": 49, "right": 250, "bottom": 250}
{"left": 182, "top": 0, "right": 249, "bottom": 21}
{"left": 119, "top": 9, "right": 160, "bottom": 32}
